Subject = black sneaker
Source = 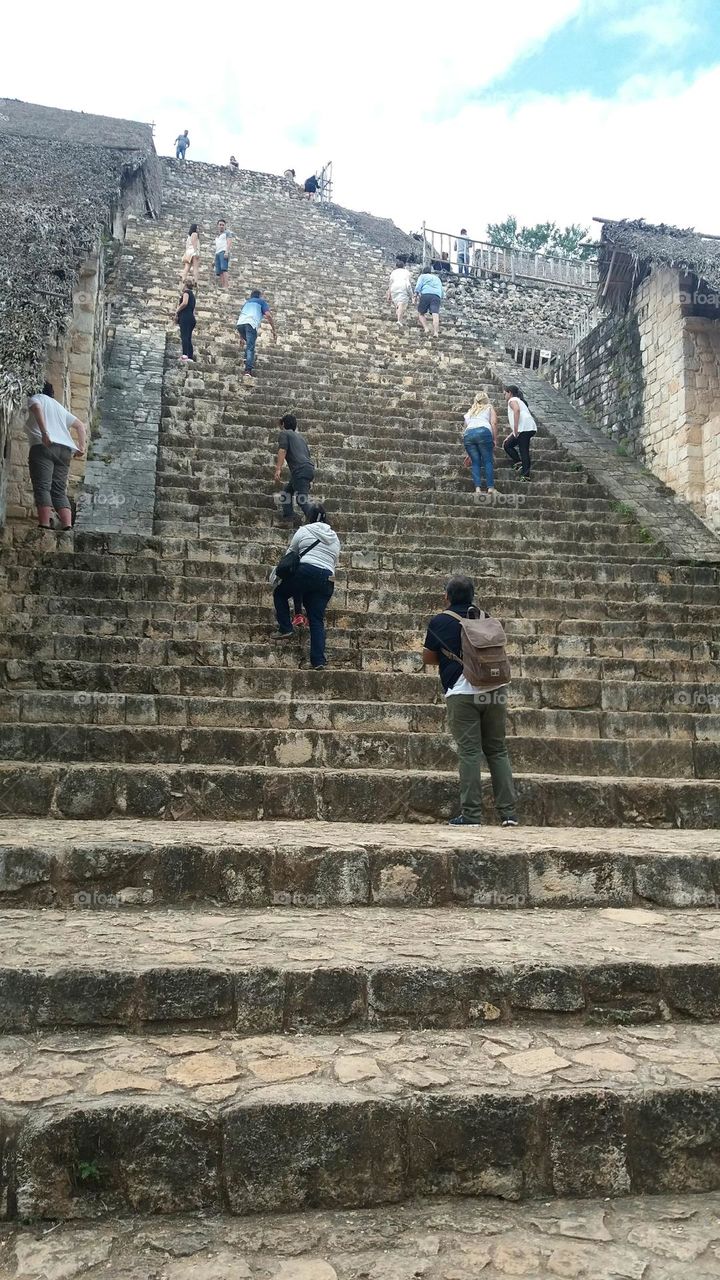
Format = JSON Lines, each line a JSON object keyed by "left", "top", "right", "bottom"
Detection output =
{"left": 447, "top": 815, "right": 482, "bottom": 826}
{"left": 501, "top": 817, "right": 519, "bottom": 827}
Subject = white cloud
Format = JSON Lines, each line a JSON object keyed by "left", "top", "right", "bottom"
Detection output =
{"left": 3, "top": 0, "right": 720, "bottom": 241}
{"left": 605, "top": 0, "right": 698, "bottom": 50}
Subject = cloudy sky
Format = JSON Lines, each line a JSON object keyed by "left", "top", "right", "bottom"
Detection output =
{"left": 5, "top": 0, "right": 719, "bottom": 239}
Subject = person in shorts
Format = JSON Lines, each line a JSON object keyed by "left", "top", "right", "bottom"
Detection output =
{"left": 25, "top": 383, "right": 87, "bottom": 531}
{"left": 386, "top": 259, "right": 413, "bottom": 326}
{"left": 214, "top": 219, "right": 233, "bottom": 287}
{"left": 414, "top": 266, "right": 444, "bottom": 337}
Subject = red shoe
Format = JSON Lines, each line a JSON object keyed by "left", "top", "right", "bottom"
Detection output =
{"left": 292, "top": 613, "right": 306, "bottom": 627}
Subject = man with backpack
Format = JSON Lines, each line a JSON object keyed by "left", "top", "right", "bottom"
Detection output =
{"left": 422, "top": 575, "right": 518, "bottom": 826}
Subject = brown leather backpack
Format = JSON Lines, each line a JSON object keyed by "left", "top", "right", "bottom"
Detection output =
{"left": 441, "top": 608, "right": 511, "bottom": 689}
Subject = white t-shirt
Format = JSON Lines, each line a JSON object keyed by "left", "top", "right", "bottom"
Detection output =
{"left": 26, "top": 395, "right": 78, "bottom": 449}
{"left": 215, "top": 231, "right": 231, "bottom": 254}
{"left": 508, "top": 398, "right": 537, "bottom": 433}
{"left": 389, "top": 267, "right": 412, "bottom": 297}
{"left": 464, "top": 409, "right": 493, "bottom": 431}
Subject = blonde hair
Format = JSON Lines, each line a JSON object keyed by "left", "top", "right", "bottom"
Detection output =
{"left": 467, "top": 391, "right": 490, "bottom": 418}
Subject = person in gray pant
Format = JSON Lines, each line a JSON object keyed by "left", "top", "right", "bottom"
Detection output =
{"left": 274, "top": 414, "right": 315, "bottom": 522}
{"left": 25, "top": 382, "right": 86, "bottom": 530}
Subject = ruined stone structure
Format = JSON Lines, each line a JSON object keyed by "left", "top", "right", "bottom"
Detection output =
{"left": 553, "top": 219, "right": 720, "bottom": 534}
{"left": 0, "top": 99, "right": 160, "bottom": 526}
{"left": 1, "top": 130, "right": 720, "bottom": 1273}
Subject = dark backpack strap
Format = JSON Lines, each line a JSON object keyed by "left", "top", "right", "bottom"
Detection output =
{"left": 297, "top": 537, "right": 321, "bottom": 560}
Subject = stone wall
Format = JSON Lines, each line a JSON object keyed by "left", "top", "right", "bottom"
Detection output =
{"left": 443, "top": 274, "right": 592, "bottom": 355}
{"left": 553, "top": 265, "right": 720, "bottom": 533}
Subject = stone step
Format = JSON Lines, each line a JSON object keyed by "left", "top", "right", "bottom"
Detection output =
{"left": 2, "top": 690, "right": 717, "bottom": 744}
{"left": 1, "top": 761, "right": 719, "bottom": 825}
{"left": 4, "top": 1191, "right": 720, "bottom": 1274}
{"left": 1, "top": 818, "right": 717, "bottom": 910}
{"left": 4, "top": 658, "right": 719, "bottom": 699}
{"left": 5, "top": 1021, "right": 720, "bottom": 1219}
{"left": 2, "top": 901, "right": 720, "bottom": 1032}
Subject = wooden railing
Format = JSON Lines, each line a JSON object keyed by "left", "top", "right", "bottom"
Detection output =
{"left": 421, "top": 226, "right": 597, "bottom": 290}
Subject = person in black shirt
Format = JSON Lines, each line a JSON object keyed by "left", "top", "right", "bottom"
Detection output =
{"left": 304, "top": 174, "right": 320, "bottom": 199}
{"left": 175, "top": 283, "right": 196, "bottom": 361}
{"left": 274, "top": 414, "right": 315, "bottom": 522}
{"left": 423, "top": 574, "right": 518, "bottom": 826}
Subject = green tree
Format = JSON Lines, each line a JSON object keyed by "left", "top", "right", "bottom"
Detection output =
{"left": 486, "top": 216, "right": 596, "bottom": 259}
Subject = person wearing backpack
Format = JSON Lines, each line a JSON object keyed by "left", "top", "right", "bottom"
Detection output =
{"left": 422, "top": 575, "right": 518, "bottom": 826}
{"left": 272, "top": 505, "right": 341, "bottom": 670}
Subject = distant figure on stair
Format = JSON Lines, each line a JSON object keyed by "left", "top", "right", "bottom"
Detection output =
{"left": 275, "top": 414, "right": 315, "bottom": 522}
{"left": 284, "top": 168, "right": 297, "bottom": 182}
{"left": 423, "top": 575, "right": 518, "bottom": 827}
{"left": 273, "top": 505, "right": 341, "bottom": 670}
{"left": 414, "top": 266, "right": 444, "bottom": 337}
{"left": 214, "top": 219, "right": 233, "bottom": 288}
{"left": 503, "top": 385, "right": 537, "bottom": 481}
{"left": 455, "top": 228, "right": 471, "bottom": 275}
{"left": 26, "top": 383, "right": 86, "bottom": 531}
{"left": 174, "top": 130, "right": 190, "bottom": 161}
{"left": 304, "top": 173, "right": 320, "bottom": 199}
{"left": 229, "top": 155, "right": 239, "bottom": 172}
{"left": 387, "top": 259, "right": 413, "bottom": 326}
{"left": 463, "top": 392, "right": 497, "bottom": 497}
{"left": 236, "top": 289, "right": 277, "bottom": 378}
{"left": 175, "top": 282, "right": 196, "bottom": 362}
{"left": 181, "top": 223, "right": 200, "bottom": 285}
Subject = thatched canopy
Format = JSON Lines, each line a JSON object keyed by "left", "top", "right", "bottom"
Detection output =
{"left": 597, "top": 218, "right": 720, "bottom": 311}
{"left": 0, "top": 102, "right": 160, "bottom": 418}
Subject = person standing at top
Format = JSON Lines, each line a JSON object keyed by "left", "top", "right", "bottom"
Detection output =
{"left": 25, "top": 383, "right": 87, "bottom": 531}
{"left": 273, "top": 505, "right": 341, "bottom": 670}
{"left": 214, "top": 219, "right": 233, "bottom": 288}
{"left": 236, "top": 289, "right": 277, "bottom": 379}
{"left": 274, "top": 414, "right": 315, "bottom": 523}
{"left": 181, "top": 223, "right": 200, "bottom": 285}
{"left": 503, "top": 385, "right": 538, "bottom": 481}
{"left": 175, "top": 282, "right": 196, "bottom": 362}
{"left": 174, "top": 130, "right": 190, "bottom": 160}
{"left": 463, "top": 391, "right": 497, "bottom": 498}
{"left": 422, "top": 575, "right": 517, "bottom": 827}
{"left": 304, "top": 173, "right": 320, "bottom": 199}
{"left": 229, "top": 155, "right": 239, "bottom": 171}
{"left": 414, "top": 265, "right": 444, "bottom": 337}
{"left": 455, "top": 228, "right": 471, "bottom": 275}
{"left": 386, "top": 259, "right": 413, "bottom": 327}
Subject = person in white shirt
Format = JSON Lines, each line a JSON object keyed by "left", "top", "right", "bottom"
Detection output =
{"left": 463, "top": 391, "right": 497, "bottom": 497}
{"left": 25, "top": 383, "right": 87, "bottom": 530}
{"left": 273, "top": 505, "right": 341, "bottom": 670}
{"left": 455, "top": 228, "right": 471, "bottom": 275}
{"left": 214, "top": 219, "right": 233, "bottom": 288}
{"left": 386, "top": 258, "right": 413, "bottom": 326}
{"left": 503, "top": 385, "right": 538, "bottom": 481}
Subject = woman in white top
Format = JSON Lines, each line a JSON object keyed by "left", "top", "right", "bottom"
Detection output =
{"left": 273, "top": 505, "right": 341, "bottom": 670}
{"left": 181, "top": 223, "right": 200, "bottom": 284}
{"left": 503, "top": 384, "right": 538, "bottom": 480}
{"left": 462, "top": 391, "right": 497, "bottom": 497}
{"left": 386, "top": 258, "right": 413, "bottom": 326}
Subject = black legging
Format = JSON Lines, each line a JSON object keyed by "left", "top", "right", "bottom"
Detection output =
{"left": 503, "top": 432, "right": 533, "bottom": 477}
{"left": 179, "top": 313, "right": 196, "bottom": 359}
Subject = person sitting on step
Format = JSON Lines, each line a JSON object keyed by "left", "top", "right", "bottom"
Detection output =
{"left": 422, "top": 574, "right": 518, "bottom": 827}
{"left": 503, "top": 384, "right": 537, "bottom": 481}
{"left": 273, "top": 505, "right": 341, "bottom": 671}
{"left": 463, "top": 391, "right": 497, "bottom": 498}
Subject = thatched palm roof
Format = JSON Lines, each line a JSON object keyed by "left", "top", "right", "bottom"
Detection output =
{"left": 597, "top": 218, "right": 720, "bottom": 310}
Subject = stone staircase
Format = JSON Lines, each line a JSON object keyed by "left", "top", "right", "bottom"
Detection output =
{"left": 1, "top": 159, "right": 720, "bottom": 1272}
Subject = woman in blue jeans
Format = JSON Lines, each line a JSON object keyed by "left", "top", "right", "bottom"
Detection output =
{"left": 273, "top": 505, "right": 341, "bottom": 670}
{"left": 462, "top": 391, "right": 497, "bottom": 497}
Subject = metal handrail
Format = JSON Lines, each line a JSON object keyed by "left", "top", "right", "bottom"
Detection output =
{"left": 421, "top": 224, "right": 597, "bottom": 289}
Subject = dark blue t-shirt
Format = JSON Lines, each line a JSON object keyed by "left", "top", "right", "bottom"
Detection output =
{"left": 423, "top": 606, "right": 472, "bottom": 693}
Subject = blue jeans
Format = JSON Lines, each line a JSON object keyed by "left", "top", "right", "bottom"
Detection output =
{"left": 176, "top": 144, "right": 188, "bottom": 160}
{"left": 237, "top": 323, "right": 257, "bottom": 372}
{"left": 274, "top": 564, "right": 334, "bottom": 667}
{"left": 463, "top": 427, "right": 495, "bottom": 489}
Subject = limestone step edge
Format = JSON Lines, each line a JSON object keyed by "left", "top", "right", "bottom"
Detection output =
{"left": 4, "top": 1023, "right": 720, "bottom": 1218}
{"left": 3, "top": 1190, "right": 720, "bottom": 1274}
{"left": 0, "top": 817, "right": 717, "bottom": 910}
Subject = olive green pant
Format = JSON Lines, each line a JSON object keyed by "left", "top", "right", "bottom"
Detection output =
{"left": 445, "top": 690, "right": 517, "bottom": 821}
